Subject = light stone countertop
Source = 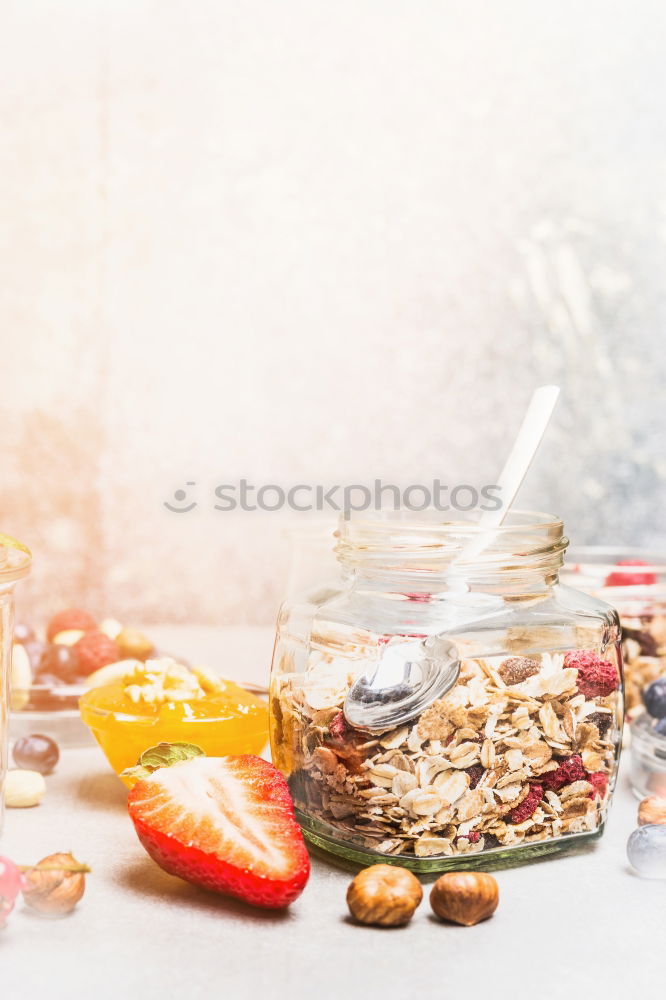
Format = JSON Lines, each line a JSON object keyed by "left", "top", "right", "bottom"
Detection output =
{"left": 0, "top": 627, "right": 660, "bottom": 1000}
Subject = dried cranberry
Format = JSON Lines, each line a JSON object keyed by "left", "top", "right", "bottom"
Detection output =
{"left": 466, "top": 765, "right": 484, "bottom": 789}
{"left": 329, "top": 711, "right": 346, "bottom": 740}
{"left": 586, "top": 711, "right": 612, "bottom": 738}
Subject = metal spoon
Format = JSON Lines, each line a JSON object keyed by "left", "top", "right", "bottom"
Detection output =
{"left": 343, "top": 634, "right": 461, "bottom": 733}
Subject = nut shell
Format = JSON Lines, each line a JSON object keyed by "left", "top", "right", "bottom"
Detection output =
{"left": 430, "top": 872, "right": 499, "bottom": 926}
{"left": 346, "top": 863, "right": 423, "bottom": 927}
{"left": 638, "top": 795, "right": 666, "bottom": 826}
{"left": 22, "top": 853, "right": 87, "bottom": 916}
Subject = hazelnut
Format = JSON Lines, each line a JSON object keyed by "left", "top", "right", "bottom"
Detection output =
{"left": 430, "top": 871, "right": 499, "bottom": 926}
{"left": 638, "top": 795, "right": 666, "bottom": 826}
{"left": 346, "top": 864, "right": 423, "bottom": 927}
{"left": 116, "top": 628, "right": 154, "bottom": 661}
{"left": 22, "top": 853, "right": 89, "bottom": 916}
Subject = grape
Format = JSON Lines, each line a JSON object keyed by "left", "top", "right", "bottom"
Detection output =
{"left": 627, "top": 825, "right": 666, "bottom": 878}
{"left": 13, "top": 734, "right": 60, "bottom": 775}
{"left": 37, "top": 644, "right": 81, "bottom": 684}
{"left": 0, "top": 857, "right": 24, "bottom": 927}
{"left": 643, "top": 678, "right": 666, "bottom": 720}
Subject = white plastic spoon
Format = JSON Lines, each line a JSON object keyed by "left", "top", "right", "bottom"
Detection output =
{"left": 343, "top": 384, "right": 561, "bottom": 732}
{"left": 456, "top": 384, "right": 560, "bottom": 563}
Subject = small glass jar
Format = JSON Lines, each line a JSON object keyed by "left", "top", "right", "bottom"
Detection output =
{"left": 0, "top": 537, "right": 31, "bottom": 835}
{"left": 270, "top": 511, "right": 623, "bottom": 872}
{"left": 629, "top": 713, "right": 666, "bottom": 799}
{"left": 562, "top": 548, "right": 666, "bottom": 712}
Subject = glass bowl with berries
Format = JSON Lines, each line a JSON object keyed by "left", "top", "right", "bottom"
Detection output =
{"left": 270, "top": 510, "right": 624, "bottom": 873}
{"left": 562, "top": 548, "right": 666, "bottom": 714}
{"left": 9, "top": 609, "right": 161, "bottom": 747}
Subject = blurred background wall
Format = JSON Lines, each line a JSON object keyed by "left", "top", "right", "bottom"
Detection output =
{"left": 2, "top": 0, "right": 666, "bottom": 626}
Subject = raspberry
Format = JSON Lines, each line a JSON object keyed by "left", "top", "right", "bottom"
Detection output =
{"left": 541, "top": 754, "right": 587, "bottom": 791}
{"left": 46, "top": 608, "right": 97, "bottom": 642}
{"left": 587, "top": 772, "right": 609, "bottom": 799}
{"left": 75, "top": 631, "right": 120, "bottom": 676}
{"left": 564, "top": 650, "right": 619, "bottom": 698}
{"left": 466, "top": 765, "right": 484, "bottom": 789}
{"left": 564, "top": 650, "right": 602, "bottom": 671}
{"left": 509, "top": 784, "right": 543, "bottom": 824}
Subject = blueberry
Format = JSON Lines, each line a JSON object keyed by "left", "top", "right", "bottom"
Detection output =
{"left": 655, "top": 718, "right": 666, "bottom": 738}
{"left": 643, "top": 678, "right": 666, "bottom": 719}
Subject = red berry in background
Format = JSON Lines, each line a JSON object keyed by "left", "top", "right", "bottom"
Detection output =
{"left": 46, "top": 608, "right": 97, "bottom": 642}
{"left": 75, "top": 631, "right": 120, "bottom": 676}
{"left": 604, "top": 559, "right": 657, "bottom": 588}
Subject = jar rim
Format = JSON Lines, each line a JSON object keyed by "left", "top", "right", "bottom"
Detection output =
{"left": 337, "top": 508, "right": 563, "bottom": 536}
{"left": 0, "top": 537, "right": 31, "bottom": 584}
{"left": 335, "top": 508, "right": 567, "bottom": 577}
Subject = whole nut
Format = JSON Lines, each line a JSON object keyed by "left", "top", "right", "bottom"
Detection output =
{"left": 99, "top": 617, "right": 123, "bottom": 640}
{"left": 430, "top": 872, "right": 499, "bottom": 926}
{"left": 346, "top": 864, "right": 423, "bottom": 926}
{"left": 52, "top": 629, "right": 86, "bottom": 646}
{"left": 22, "top": 852, "right": 89, "bottom": 916}
{"left": 116, "top": 628, "right": 154, "bottom": 661}
{"left": 4, "top": 769, "right": 46, "bottom": 808}
{"left": 638, "top": 795, "right": 666, "bottom": 826}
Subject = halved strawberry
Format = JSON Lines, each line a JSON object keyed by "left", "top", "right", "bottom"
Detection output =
{"left": 127, "top": 754, "right": 310, "bottom": 909}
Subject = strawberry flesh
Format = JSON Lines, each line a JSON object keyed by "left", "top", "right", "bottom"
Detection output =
{"left": 128, "top": 755, "right": 310, "bottom": 908}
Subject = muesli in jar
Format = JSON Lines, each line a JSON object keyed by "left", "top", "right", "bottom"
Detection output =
{"left": 270, "top": 512, "right": 623, "bottom": 871}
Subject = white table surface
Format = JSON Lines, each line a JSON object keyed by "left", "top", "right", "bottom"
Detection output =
{"left": 1, "top": 626, "right": 661, "bottom": 1000}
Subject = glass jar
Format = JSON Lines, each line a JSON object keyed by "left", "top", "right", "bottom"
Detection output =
{"left": 629, "top": 713, "right": 666, "bottom": 799}
{"left": 562, "top": 548, "right": 666, "bottom": 712}
{"left": 269, "top": 511, "right": 623, "bottom": 872}
{"left": 0, "top": 537, "right": 31, "bottom": 835}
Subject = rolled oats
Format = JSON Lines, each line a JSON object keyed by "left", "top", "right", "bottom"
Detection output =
{"left": 276, "top": 647, "right": 619, "bottom": 860}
